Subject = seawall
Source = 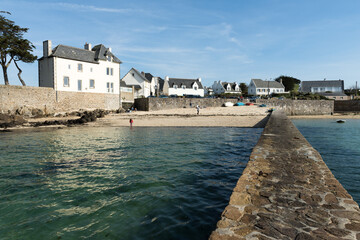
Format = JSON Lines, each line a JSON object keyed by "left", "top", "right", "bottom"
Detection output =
{"left": 134, "top": 98, "right": 239, "bottom": 111}
{"left": 334, "top": 100, "right": 360, "bottom": 112}
{"left": 210, "top": 110, "right": 360, "bottom": 239}
{"left": 0, "top": 85, "right": 120, "bottom": 114}
{"left": 135, "top": 98, "right": 334, "bottom": 115}
{"left": 256, "top": 99, "right": 334, "bottom": 115}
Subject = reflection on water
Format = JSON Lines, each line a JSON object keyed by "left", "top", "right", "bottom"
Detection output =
{"left": 0, "top": 127, "right": 262, "bottom": 240}
{"left": 293, "top": 119, "right": 360, "bottom": 204}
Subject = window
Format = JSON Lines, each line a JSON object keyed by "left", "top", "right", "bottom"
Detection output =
{"left": 132, "top": 73, "right": 135, "bottom": 77}
{"left": 107, "top": 68, "right": 113, "bottom": 76}
{"left": 68, "top": 65, "right": 71, "bottom": 69}
{"left": 63, "top": 76, "right": 70, "bottom": 87}
{"left": 313, "top": 87, "right": 318, "bottom": 92}
{"left": 107, "top": 56, "right": 112, "bottom": 62}
{"left": 89, "top": 79, "right": 95, "bottom": 89}
{"left": 320, "top": 87, "right": 325, "bottom": 92}
{"left": 173, "top": 85, "right": 178, "bottom": 89}
{"left": 107, "top": 82, "right": 114, "bottom": 93}
{"left": 78, "top": 80, "right": 82, "bottom": 91}
{"left": 78, "top": 63, "right": 83, "bottom": 72}
{"left": 90, "top": 67, "right": 93, "bottom": 72}
{"left": 182, "top": 85, "right": 186, "bottom": 89}
{"left": 194, "top": 86, "right": 198, "bottom": 90}
{"left": 257, "top": 89, "right": 261, "bottom": 92}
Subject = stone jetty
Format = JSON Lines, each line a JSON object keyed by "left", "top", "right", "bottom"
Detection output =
{"left": 210, "top": 110, "right": 360, "bottom": 239}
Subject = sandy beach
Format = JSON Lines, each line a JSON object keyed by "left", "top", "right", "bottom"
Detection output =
{"left": 4, "top": 105, "right": 360, "bottom": 131}
{"left": 88, "top": 105, "right": 272, "bottom": 128}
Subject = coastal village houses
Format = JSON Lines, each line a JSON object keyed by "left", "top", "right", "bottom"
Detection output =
{"left": 121, "top": 68, "right": 155, "bottom": 98}
{"left": 161, "top": 77, "right": 204, "bottom": 97}
{"left": 300, "top": 80, "right": 349, "bottom": 100}
{"left": 248, "top": 79, "right": 285, "bottom": 96}
{"left": 212, "top": 81, "right": 242, "bottom": 95}
{"left": 39, "top": 40, "right": 122, "bottom": 94}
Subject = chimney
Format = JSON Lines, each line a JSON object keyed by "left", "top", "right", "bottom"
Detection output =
{"left": 84, "top": 42, "right": 92, "bottom": 50}
{"left": 43, "top": 40, "right": 52, "bottom": 57}
{"left": 165, "top": 76, "right": 169, "bottom": 81}
{"left": 280, "top": 78, "right": 283, "bottom": 84}
{"left": 108, "top": 47, "right": 112, "bottom": 52}
{"left": 198, "top": 77, "right": 202, "bottom": 82}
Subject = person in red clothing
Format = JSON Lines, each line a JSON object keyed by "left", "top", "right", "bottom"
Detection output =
{"left": 129, "top": 118, "right": 134, "bottom": 128}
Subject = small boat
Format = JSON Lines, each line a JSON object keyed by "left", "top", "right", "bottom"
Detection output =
{"left": 245, "top": 102, "right": 254, "bottom": 106}
{"left": 223, "top": 102, "right": 234, "bottom": 107}
{"left": 336, "top": 120, "right": 346, "bottom": 123}
{"left": 235, "top": 102, "right": 245, "bottom": 106}
{"left": 259, "top": 104, "right": 267, "bottom": 107}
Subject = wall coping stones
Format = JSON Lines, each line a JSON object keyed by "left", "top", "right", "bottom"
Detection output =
{"left": 210, "top": 110, "right": 360, "bottom": 240}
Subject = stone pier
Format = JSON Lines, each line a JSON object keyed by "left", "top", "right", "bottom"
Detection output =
{"left": 210, "top": 110, "right": 360, "bottom": 239}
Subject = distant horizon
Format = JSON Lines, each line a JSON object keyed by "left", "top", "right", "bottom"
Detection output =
{"left": 1, "top": 0, "right": 360, "bottom": 89}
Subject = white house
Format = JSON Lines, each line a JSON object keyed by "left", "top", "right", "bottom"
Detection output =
{"left": 121, "top": 68, "right": 154, "bottom": 98}
{"left": 212, "top": 81, "right": 242, "bottom": 95}
{"left": 38, "top": 40, "right": 121, "bottom": 94}
{"left": 162, "top": 77, "right": 204, "bottom": 97}
{"left": 248, "top": 79, "right": 285, "bottom": 96}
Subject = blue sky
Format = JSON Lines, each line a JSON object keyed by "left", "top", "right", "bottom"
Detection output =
{"left": 1, "top": 0, "right": 360, "bottom": 88}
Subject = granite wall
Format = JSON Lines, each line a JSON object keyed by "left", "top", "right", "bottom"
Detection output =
{"left": 0, "top": 85, "right": 120, "bottom": 114}
{"left": 334, "top": 100, "right": 360, "bottom": 112}
{"left": 134, "top": 98, "right": 239, "bottom": 111}
{"left": 210, "top": 110, "right": 360, "bottom": 239}
{"left": 256, "top": 99, "right": 334, "bottom": 115}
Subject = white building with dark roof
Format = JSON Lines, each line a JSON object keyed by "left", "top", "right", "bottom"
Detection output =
{"left": 300, "top": 80, "right": 344, "bottom": 93}
{"left": 38, "top": 40, "right": 122, "bottom": 94}
{"left": 162, "top": 76, "right": 204, "bottom": 97}
{"left": 212, "top": 81, "right": 241, "bottom": 95}
{"left": 121, "top": 68, "right": 151, "bottom": 98}
{"left": 248, "top": 79, "right": 285, "bottom": 96}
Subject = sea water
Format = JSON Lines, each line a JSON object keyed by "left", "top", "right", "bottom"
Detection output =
{"left": 293, "top": 119, "right": 360, "bottom": 204}
{"left": 0, "top": 127, "right": 262, "bottom": 240}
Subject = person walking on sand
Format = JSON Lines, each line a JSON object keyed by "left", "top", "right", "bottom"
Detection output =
{"left": 196, "top": 105, "right": 200, "bottom": 115}
{"left": 129, "top": 118, "right": 134, "bottom": 128}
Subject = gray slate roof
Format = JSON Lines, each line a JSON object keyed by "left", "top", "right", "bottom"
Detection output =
{"left": 120, "top": 81, "right": 132, "bottom": 88}
{"left": 46, "top": 44, "right": 121, "bottom": 64}
{"left": 252, "top": 79, "right": 284, "bottom": 88}
{"left": 145, "top": 73, "right": 153, "bottom": 82}
{"left": 301, "top": 80, "right": 344, "bottom": 93}
{"left": 221, "top": 82, "right": 239, "bottom": 91}
{"left": 168, "top": 78, "right": 203, "bottom": 89}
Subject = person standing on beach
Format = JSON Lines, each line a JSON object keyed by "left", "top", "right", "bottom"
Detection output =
{"left": 196, "top": 105, "right": 200, "bottom": 115}
{"left": 129, "top": 118, "right": 134, "bottom": 128}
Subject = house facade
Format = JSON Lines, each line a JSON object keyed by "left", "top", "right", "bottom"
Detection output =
{"left": 162, "top": 77, "right": 204, "bottom": 97}
{"left": 300, "top": 80, "right": 347, "bottom": 100}
{"left": 121, "top": 68, "right": 153, "bottom": 98}
{"left": 212, "top": 81, "right": 242, "bottom": 95}
{"left": 38, "top": 40, "right": 121, "bottom": 94}
{"left": 248, "top": 79, "right": 285, "bottom": 96}
{"left": 300, "top": 80, "right": 344, "bottom": 93}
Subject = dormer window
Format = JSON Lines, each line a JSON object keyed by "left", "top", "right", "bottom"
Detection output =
{"left": 173, "top": 85, "right": 178, "bottom": 89}
{"left": 107, "top": 56, "right": 112, "bottom": 62}
{"left": 182, "top": 85, "right": 186, "bottom": 89}
{"left": 194, "top": 86, "right": 198, "bottom": 90}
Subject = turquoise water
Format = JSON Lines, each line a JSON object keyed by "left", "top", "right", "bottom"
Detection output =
{"left": 0, "top": 127, "right": 262, "bottom": 240}
{"left": 293, "top": 119, "right": 360, "bottom": 204}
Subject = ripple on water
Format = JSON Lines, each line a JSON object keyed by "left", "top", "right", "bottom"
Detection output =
{"left": 0, "top": 127, "right": 262, "bottom": 240}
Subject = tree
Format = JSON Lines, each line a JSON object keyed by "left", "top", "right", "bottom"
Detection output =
{"left": 0, "top": 14, "right": 36, "bottom": 85}
{"left": 239, "top": 82, "right": 248, "bottom": 95}
{"left": 275, "top": 75, "right": 301, "bottom": 92}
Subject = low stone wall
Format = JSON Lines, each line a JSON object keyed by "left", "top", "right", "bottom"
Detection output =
{"left": 134, "top": 98, "right": 239, "bottom": 111}
{"left": 210, "top": 111, "right": 360, "bottom": 239}
{"left": 0, "top": 85, "right": 120, "bottom": 115}
{"left": 256, "top": 99, "right": 334, "bottom": 115}
{"left": 334, "top": 100, "right": 360, "bottom": 112}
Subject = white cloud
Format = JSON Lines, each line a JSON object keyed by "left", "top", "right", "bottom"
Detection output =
{"left": 55, "top": 3, "right": 144, "bottom": 14}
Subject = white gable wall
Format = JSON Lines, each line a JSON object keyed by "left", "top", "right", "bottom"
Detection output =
{"left": 122, "top": 69, "right": 151, "bottom": 98}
